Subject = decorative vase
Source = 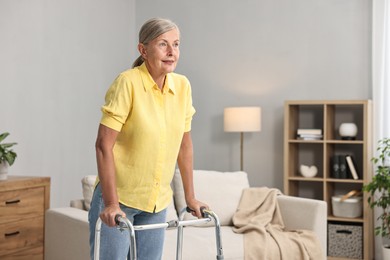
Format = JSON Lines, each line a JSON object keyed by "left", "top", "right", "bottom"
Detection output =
{"left": 339, "top": 123, "right": 358, "bottom": 140}
{"left": 0, "top": 161, "right": 9, "bottom": 180}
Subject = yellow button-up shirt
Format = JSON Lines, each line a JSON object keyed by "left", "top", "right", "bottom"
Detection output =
{"left": 100, "top": 63, "right": 195, "bottom": 213}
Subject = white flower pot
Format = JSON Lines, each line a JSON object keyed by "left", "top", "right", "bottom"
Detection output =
{"left": 383, "top": 245, "right": 390, "bottom": 259}
{"left": 0, "top": 161, "right": 9, "bottom": 180}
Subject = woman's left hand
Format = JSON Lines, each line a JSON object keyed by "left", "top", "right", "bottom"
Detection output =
{"left": 186, "top": 198, "right": 209, "bottom": 218}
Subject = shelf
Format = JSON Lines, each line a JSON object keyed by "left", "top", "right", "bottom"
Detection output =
{"left": 288, "top": 139, "right": 324, "bottom": 143}
{"left": 328, "top": 257, "right": 360, "bottom": 260}
{"left": 288, "top": 139, "right": 364, "bottom": 144}
{"left": 288, "top": 177, "right": 364, "bottom": 184}
{"left": 328, "top": 215, "right": 364, "bottom": 223}
{"left": 325, "top": 140, "right": 364, "bottom": 144}
{"left": 284, "top": 100, "right": 373, "bottom": 260}
{"left": 288, "top": 177, "right": 324, "bottom": 182}
{"left": 325, "top": 178, "right": 364, "bottom": 184}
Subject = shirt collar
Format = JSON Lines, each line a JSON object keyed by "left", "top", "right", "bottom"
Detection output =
{"left": 139, "top": 63, "right": 176, "bottom": 95}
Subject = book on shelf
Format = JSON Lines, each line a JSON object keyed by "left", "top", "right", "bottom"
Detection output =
{"left": 331, "top": 155, "right": 340, "bottom": 178}
{"left": 346, "top": 155, "right": 359, "bottom": 180}
{"left": 338, "top": 155, "right": 348, "bottom": 179}
{"left": 297, "top": 134, "right": 323, "bottom": 140}
{"left": 297, "top": 129, "right": 322, "bottom": 135}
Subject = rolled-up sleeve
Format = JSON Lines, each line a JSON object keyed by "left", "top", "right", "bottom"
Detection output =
{"left": 100, "top": 74, "right": 132, "bottom": 132}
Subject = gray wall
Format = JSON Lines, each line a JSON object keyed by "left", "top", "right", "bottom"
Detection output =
{"left": 1, "top": 0, "right": 371, "bottom": 207}
{"left": 0, "top": 0, "right": 136, "bottom": 205}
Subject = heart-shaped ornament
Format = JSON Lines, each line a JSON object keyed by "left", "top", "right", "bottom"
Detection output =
{"left": 300, "top": 164, "right": 318, "bottom": 178}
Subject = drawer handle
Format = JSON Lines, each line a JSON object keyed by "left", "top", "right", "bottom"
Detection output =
{"left": 336, "top": 230, "right": 352, "bottom": 234}
{"left": 5, "top": 231, "right": 20, "bottom": 237}
{"left": 5, "top": 199, "right": 20, "bottom": 205}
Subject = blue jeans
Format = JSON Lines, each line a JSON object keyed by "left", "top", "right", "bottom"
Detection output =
{"left": 89, "top": 184, "right": 167, "bottom": 260}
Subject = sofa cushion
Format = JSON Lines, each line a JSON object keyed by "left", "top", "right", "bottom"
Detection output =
{"left": 163, "top": 226, "right": 243, "bottom": 260}
{"left": 81, "top": 175, "right": 178, "bottom": 219}
{"left": 172, "top": 170, "right": 250, "bottom": 226}
{"left": 81, "top": 175, "right": 97, "bottom": 210}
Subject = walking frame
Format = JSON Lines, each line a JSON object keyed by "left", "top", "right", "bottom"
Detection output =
{"left": 94, "top": 207, "right": 224, "bottom": 260}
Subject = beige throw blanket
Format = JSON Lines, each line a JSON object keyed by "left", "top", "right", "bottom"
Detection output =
{"left": 232, "top": 187, "right": 323, "bottom": 260}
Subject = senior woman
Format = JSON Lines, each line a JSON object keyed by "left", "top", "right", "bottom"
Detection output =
{"left": 88, "top": 18, "right": 208, "bottom": 260}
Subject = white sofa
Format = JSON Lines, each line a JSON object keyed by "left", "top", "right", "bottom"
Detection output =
{"left": 45, "top": 170, "right": 327, "bottom": 260}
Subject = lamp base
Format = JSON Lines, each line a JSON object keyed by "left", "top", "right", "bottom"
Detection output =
{"left": 240, "top": 132, "right": 244, "bottom": 171}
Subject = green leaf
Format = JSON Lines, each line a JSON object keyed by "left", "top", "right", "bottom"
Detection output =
{"left": 0, "top": 132, "right": 17, "bottom": 166}
{"left": 4, "top": 152, "right": 16, "bottom": 166}
{"left": 0, "top": 142, "right": 17, "bottom": 149}
{"left": 0, "top": 132, "right": 9, "bottom": 143}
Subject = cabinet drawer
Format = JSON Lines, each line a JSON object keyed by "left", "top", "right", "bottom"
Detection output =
{"left": 0, "top": 245, "right": 43, "bottom": 260}
{"left": 0, "top": 216, "right": 44, "bottom": 258}
{"left": 0, "top": 187, "right": 44, "bottom": 224}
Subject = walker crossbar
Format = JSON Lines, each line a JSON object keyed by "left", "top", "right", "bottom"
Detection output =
{"left": 118, "top": 217, "right": 211, "bottom": 231}
{"left": 94, "top": 207, "right": 224, "bottom": 260}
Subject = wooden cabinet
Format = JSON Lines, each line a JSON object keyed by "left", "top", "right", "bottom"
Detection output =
{"left": 283, "top": 100, "right": 373, "bottom": 260}
{"left": 0, "top": 176, "right": 50, "bottom": 260}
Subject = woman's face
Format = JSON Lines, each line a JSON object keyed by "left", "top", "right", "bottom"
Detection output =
{"left": 140, "top": 28, "right": 180, "bottom": 79}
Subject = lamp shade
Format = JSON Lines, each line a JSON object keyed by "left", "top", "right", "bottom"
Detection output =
{"left": 224, "top": 107, "right": 261, "bottom": 132}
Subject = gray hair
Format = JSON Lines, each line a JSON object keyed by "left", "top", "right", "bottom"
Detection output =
{"left": 132, "top": 18, "right": 180, "bottom": 68}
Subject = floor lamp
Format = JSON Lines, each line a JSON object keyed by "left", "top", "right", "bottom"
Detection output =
{"left": 224, "top": 107, "right": 261, "bottom": 171}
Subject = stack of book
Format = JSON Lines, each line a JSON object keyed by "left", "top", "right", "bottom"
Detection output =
{"left": 297, "top": 129, "right": 323, "bottom": 140}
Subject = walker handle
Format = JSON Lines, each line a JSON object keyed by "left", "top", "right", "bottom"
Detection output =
{"left": 114, "top": 214, "right": 123, "bottom": 225}
{"left": 186, "top": 206, "right": 207, "bottom": 218}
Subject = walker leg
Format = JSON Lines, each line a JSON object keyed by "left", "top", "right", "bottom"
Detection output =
{"left": 175, "top": 208, "right": 224, "bottom": 260}
{"left": 203, "top": 209, "right": 224, "bottom": 260}
{"left": 94, "top": 216, "right": 137, "bottom": 260}
{"left": 94, "top": 218, "right": 102, "bottom": 259}
{"left": 176, "top": 209, "right": 186, "bottom": 260}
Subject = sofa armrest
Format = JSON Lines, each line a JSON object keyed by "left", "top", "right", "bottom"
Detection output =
{"left": 70, "top": 199, "right": 86, "bottom": 210}
{"left": 277, "top": 195, "right": 327, "bottom": 259}
{"left": 45, "top": 207, "right": 90, "bottom": 260}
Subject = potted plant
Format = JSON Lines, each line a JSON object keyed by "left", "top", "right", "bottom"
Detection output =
{"left": 0, "top": 132, "right": 17, "bottom": 180}
{"left": 363, "top": 137, "right": 390, "bottom": 257}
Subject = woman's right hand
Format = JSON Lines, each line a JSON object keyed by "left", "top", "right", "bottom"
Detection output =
{"left": 99, "top": 204, "right": 126, "bottom": 227}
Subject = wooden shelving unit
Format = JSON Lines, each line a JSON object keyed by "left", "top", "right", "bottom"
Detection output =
{"left": 283, "top": 100, "right": 373, "bottom": 260}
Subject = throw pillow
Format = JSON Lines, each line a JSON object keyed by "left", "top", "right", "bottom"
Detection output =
{"left": 81, "top": 175, "right": 97, "bottom": 210}
{"left": 172, "top": 169, "right": 250, "bottom": 226}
